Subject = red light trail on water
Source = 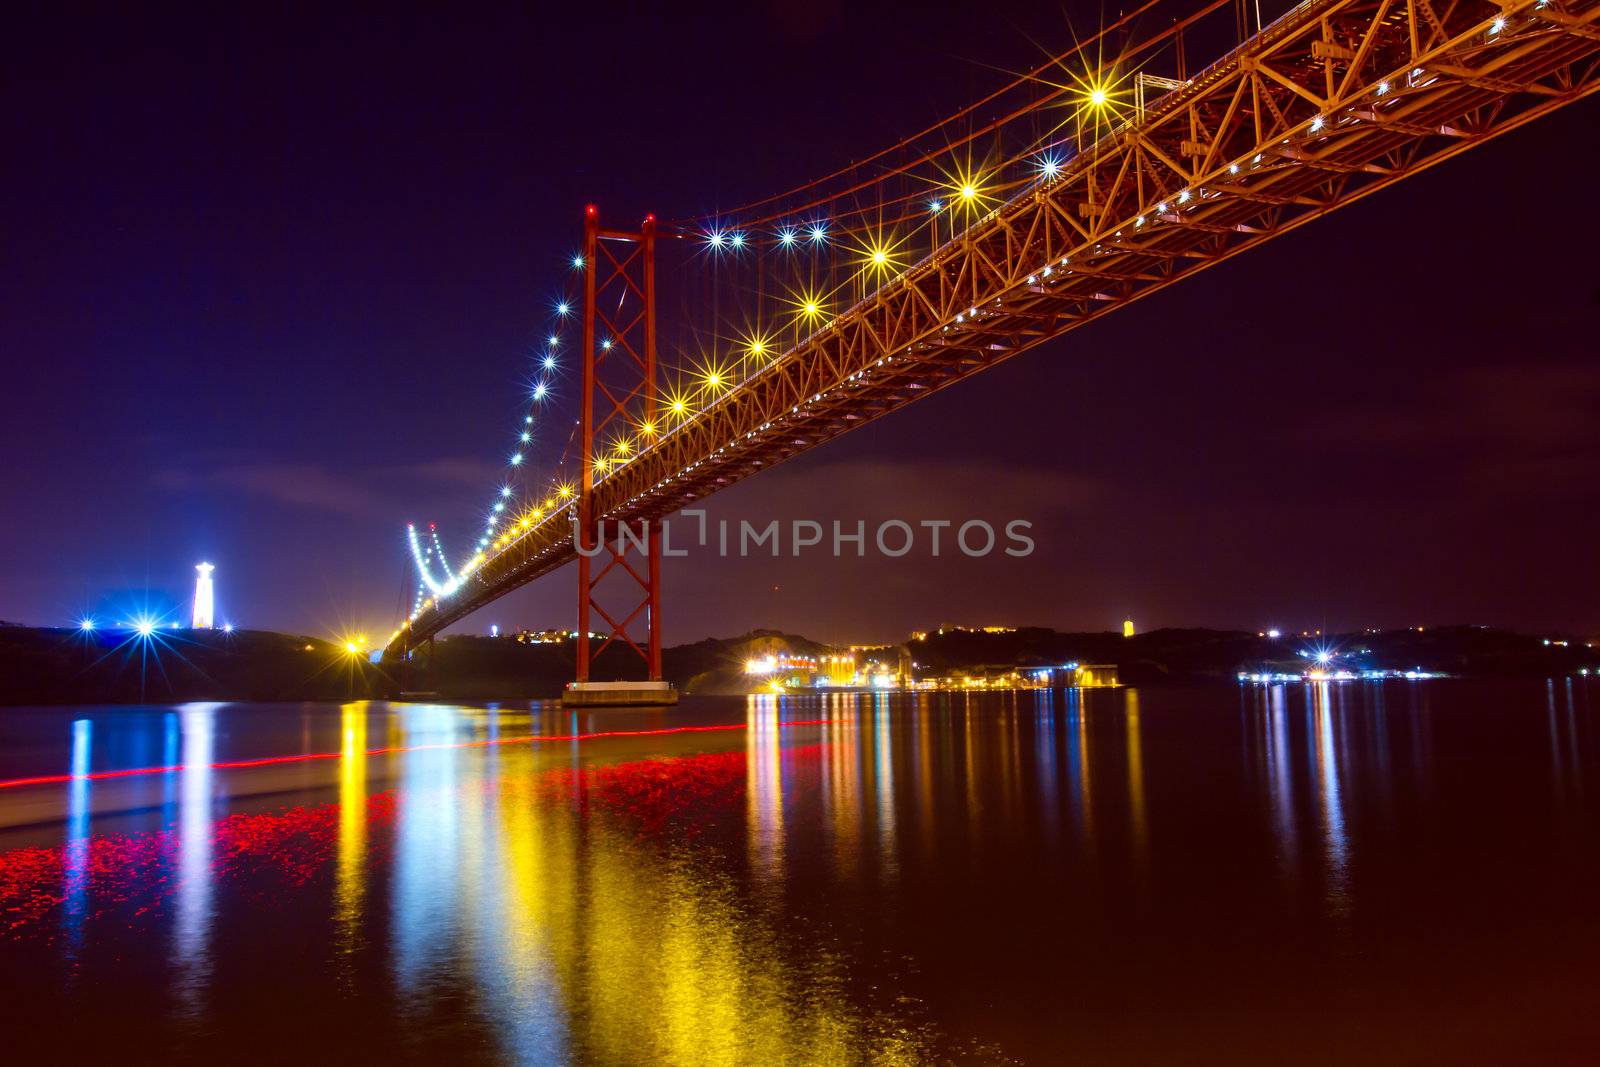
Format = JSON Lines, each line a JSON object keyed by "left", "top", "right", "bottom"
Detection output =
{"left": 0, "top": 718, "right": 831, "bottom": 791}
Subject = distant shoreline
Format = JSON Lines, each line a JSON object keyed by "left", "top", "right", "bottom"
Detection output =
{"left": 2, "top": 622, "right": 1594, "bottom": 707}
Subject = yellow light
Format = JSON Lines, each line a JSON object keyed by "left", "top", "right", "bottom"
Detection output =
{"left": 664, "top": 385, "right": 695, "bottom": 421}
{"left": 640, "top": 421, "right": 656, "bottom": 437}
{"left": 940, "top": 164, "right": 990, "bottom": 214}
{"left": 747, "top": 336, "right": 767, "bottom": 358}
{"left": 694, "top": 358, "right": 733, "bottom": 394}
{"left": 533, "top": 507, "right": 544, "bottom": 519}
{"left": 1089, "top": 87, "right": 1108, "bottom": 106}
{"left": 786, "top": 285, "right": 827, "bottom": 326}
{"left": 558, "top": 484, "right": 574, "bottom": 499}
{"left": 857, "top": 230, "right": 903, "bottom": 277}
{"left": 614, "top": 438, "right": 632, "bottom": 456}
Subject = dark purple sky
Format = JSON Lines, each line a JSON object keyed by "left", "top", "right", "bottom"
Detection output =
{"left": 5, "top": 2, "right": 1597, "bottom": 646}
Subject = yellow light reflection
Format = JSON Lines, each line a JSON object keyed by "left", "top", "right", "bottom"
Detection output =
{"left": 747, "top": 696, "right": 785, "bottom": 893}
{"left": 449, "top": 726, "right": 932, "bottom": 1063}
{"left": 1124, "top": 689, "right": 1147, "bottom": 877}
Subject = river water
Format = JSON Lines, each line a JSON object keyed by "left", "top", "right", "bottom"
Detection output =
{"left": 1, "top": 680, "right": 1596, "bottom": 1063}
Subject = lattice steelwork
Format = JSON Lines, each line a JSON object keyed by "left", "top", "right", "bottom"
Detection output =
{"left": 389, "top": 0, "right": 1599, "bottom": 657}
{"left": 575, "top": 207, "right": 663, "bottom": 680}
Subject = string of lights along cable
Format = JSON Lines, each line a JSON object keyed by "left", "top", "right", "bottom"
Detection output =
{"left": 392, "top": 0, "right": 1600, "bottom": 653}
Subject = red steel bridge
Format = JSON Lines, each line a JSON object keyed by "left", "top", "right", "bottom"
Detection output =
{"left": 385, "top": 0, "right": 1599, "bottom": 684}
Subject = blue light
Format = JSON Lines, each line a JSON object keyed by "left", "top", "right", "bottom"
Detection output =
{"left": 808, "top": 224, "right": 828, "bottom": 243}
{"left": 79, "top": 618, "right": 95, "bottom": 632}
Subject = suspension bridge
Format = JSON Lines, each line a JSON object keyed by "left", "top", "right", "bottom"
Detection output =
{"left": 384, "top": 0, "right": 1600, "bottom": 700}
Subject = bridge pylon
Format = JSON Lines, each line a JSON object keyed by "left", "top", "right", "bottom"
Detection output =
{"left": 567, "top": 205, "right": 676, "bottom": 706}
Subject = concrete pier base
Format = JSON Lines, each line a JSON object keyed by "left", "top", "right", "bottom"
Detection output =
{"left": 560, "top": 680, "right": 679, "bottom": 707}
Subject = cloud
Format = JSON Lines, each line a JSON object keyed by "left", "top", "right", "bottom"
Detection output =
{"left": 1325, "top": 362, "right": 1599, "bottom": 448}
{"left": 154, "top": 456, "right": 503, "bottom": 518}
{"left": 1304, "top": 360, "right": 1600, "bottom": 497}
{"left": 155, "top": 463, "right": 391, "bottom": 517}
{"left": 708, "top": 455, "right": 1108, "bottom": 524}
{"left": 394, "top": 458, "right": 504, "bottom": 486}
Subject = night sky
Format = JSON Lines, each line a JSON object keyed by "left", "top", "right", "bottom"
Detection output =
{"left": 5, "top": 2, "right": 1597, "bottom": 645}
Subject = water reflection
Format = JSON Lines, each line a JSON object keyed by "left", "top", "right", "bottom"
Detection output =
{"left": 63, "top": 718, "right": 91, "bottom": 955}
{"left": 1264, "top": 685, "right": 1297, "bottom": 886}
{"left": 1033, "top": 691, "right": 1059, "bottom": 837}
{"left": 335, "top": 701, "right": 368, "bottom": 964}
{"left": 872, "top": 696, "right": 898, "bottom": 883}
{"left": 5, "top": 681, "right": 1598, "bottom": 1063}
{"left": 1066, "top": 686, "right": 1094, "bottom": 843}
{"left": 372, "top": 702, "right": 928, "bottom": 1063}
{"left": 1124, "top": 689, "right": 1148, "bottom": 878}
{"left": 746, "top": 698, "right": 784, "bottom": 892}
{"left": 823, "top": 696, "right": 861, "bottom": 883}
{"left": 1309, "top": 683, "right": 1350, "bottom": 918}
{"left": 392, "top": 705, "right": 464, "bottom": 1012}
{"left": 174, "top": 703, "right": 216, "bottom": 1019}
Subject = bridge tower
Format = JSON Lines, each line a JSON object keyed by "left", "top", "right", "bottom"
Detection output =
{"left": 567, "top": 205, "right": 675, "bottom": 706}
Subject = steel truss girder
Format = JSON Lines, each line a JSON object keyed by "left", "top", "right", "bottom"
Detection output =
{"left": 388, "top": 0, "right": 1599, "bottom": 653}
